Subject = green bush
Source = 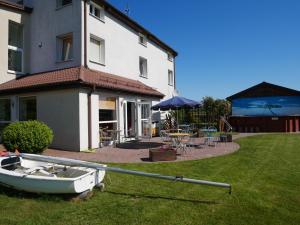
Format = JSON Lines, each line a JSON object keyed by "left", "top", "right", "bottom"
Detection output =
{"left": 2, "top": 121, "right": 53, "bottom": 154}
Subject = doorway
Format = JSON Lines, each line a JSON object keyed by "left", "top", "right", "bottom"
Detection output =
{"left": 123, "top": 101, "right": 136, "bottom": 138}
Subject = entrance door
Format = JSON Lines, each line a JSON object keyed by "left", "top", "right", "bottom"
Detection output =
{"left": 123, "top": 101, "right": 136, "bottom": 138}
{"left": 138, "top": 102, "right": 152, "bottom": 138}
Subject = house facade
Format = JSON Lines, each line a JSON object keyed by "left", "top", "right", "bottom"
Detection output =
{"left": 0, "top": 0, "right": 178, "bottom": 151}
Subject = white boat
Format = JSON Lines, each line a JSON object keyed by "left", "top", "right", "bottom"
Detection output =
{"left": 0, "top": 154, "right": 106, "bottom": 194}
{"left": 0, "top": 152, "right": 232, "bottom": 195}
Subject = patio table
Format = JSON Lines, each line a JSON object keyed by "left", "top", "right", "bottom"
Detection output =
{"left": 168, "top": 133, "right": 190, "bottom": 153}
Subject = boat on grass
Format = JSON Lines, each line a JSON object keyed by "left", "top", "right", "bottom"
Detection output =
{"left": 0, "top": 152, "right": 231, "bottom": 195}
{"left": 0, "top": 154, "right": 106, "bottom": 194}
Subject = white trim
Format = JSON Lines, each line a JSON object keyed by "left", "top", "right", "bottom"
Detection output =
{"left": 99, "top": 120, "right": 118, "bottom": 124}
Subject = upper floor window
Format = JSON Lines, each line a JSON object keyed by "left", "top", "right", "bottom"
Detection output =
{"left": 8, "top": 21, "right": 23, "bottom": 73}
{"left": 168, "top": 70, "right": 174, "bottom": 86}
{"left": 57, "top": 33, "right": 73, "bottom": 62}
{"left": 90, "top": 2, "right": 105, "bottom": 21}
{"left": 139, "top": 57, "right": 148, "bottom": 78}
{"left": 167, "top": 52, "right": 173, "bottom": 62}
{"left": 139, "top": 33, "right": 147, "bottom": 47}
{"left": 57, "top": 0, "right": 72, "bottom": 8}
{"left": 90, "top": 35, "right": 105, "bottom": 65}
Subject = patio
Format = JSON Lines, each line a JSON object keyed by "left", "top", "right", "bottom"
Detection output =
{"left": 42, "top": 133, "right": 256, "bottom": 163}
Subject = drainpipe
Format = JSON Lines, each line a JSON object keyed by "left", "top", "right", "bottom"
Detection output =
{"left": 83, "top": 0, "right": 88, "bottom": 68}
{"left": 88, "top": 85, "right": 96, "bottom": 149}
{"left": 84, "top": 0, "right": 93, "bottom": 149}
{"left": 173, "top": 56, "right": 176, "bottom": 90}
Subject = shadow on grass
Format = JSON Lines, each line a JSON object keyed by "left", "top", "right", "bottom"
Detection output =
{"left": 105, "top": 190, "right": 220, "bottom": 205}
{"left": 0, "top": 185, "right": 78, "bottom": 201}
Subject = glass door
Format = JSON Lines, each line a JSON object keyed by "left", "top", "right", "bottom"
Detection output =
{"left": 139, "top": 102, "right": 152, "bottom": 138}
{"left": 123, "top": 101, "right": 137, "bottom": 138}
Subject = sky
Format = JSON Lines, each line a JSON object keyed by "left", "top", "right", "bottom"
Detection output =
{"left": 109, "top": 0, "right": 300, "bottom": 100}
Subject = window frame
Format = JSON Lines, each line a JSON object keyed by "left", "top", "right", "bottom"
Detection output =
{"left": 167, "top": 52, "right": 173, "bottom": 62}
{"left": 139, "top": 57, "right": 148, "bottom": 78}
{"left": 89, "top": 35, "right": 105, "bottom": 66}
{"left": 56, "top": 0, "right": 72, "bottom": 9}
{"left": 168, "top": 70, "right": 174, "bottom": 86}
{"left": 8, "top": 21, "right": 24, "bottom": 74}
{"left": 56, "top": 33, "right": 73, "bottom": 62}
{"left": 138, "top": 33, "right": 147, "bottom": 47}
{"left": 0, "top": 98, "right": 12, "bottom": 123}
{"left": 18, "top": 96, "right": 37, "bottom": 121}
{"left": 89, "top": 1, "right": 105, "bottom": 22}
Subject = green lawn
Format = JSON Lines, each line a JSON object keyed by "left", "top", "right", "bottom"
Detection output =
{"left": 0, "top": 134, "right": 299, "bottom": 225}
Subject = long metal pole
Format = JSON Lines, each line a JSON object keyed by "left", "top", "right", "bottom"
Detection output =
{"left": 15, "top": 153, "right": 231, "bottom": 193}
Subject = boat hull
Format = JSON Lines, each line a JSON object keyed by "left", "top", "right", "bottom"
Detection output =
{"left": 0, "top": 157, "right": 106, "bottom": 194}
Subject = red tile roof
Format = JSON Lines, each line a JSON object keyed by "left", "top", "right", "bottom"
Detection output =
{"left": 0, "top": 67, "right": 164, "bottom": 98}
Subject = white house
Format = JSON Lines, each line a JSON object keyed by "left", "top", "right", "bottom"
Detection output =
{"left": 0, "top": 0, "right": 178, "bottom": 151}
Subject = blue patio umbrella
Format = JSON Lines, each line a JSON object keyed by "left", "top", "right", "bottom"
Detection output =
{"left": 152, "top": 96, "right": 200, "bottom": 128}
{"left": 151, "top": 96, "right": 200, "bottom": 111}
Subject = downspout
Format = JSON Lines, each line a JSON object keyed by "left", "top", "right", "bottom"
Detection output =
{"left": 84, "top": 0, "right": 88, "bottom": 68}
{"left": 88, "top": 85, "right": 96, "bottom": 149}
{"left": 173, "top": 56, "right": 177, "bottom": 94}
{"left": 84, "top": 0, "right": 93, "bottom": 149}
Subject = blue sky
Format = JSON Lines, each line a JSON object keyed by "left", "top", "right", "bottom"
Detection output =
{"left": 109, "top": 0, "right": 300, "bottom": 100}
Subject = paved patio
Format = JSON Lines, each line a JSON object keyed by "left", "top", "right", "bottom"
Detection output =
{"left": 43, "top": 133, "right": 257, "bottom": 163}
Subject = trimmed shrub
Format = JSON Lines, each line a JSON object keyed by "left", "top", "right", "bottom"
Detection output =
{"left": 2, "top": 121, "right": 53, "bottom": 154}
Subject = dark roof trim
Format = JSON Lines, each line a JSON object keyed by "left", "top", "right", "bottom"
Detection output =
{"left": 0, "top": 0, "right": 32, "bottom": 13}
{"left": 92, "top": 0, "right": 177, "bottom": 57}
{"left": 227, "top": 82, "right": 300, "bottom": 101}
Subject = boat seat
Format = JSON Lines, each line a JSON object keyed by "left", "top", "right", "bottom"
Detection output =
{"left": 25, "top": 166, "right": 57, "bottom": 177}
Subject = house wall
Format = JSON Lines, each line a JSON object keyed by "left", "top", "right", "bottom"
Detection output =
{"left": 229, "top": 116, "right": 300, "bottom": 133}
{"left": 0, "top": 6, "right": 30, "bottom": 83}
{"left": 0, "top": 89, "right": 82, "bottom": 151}
{"left": 82, "top": 1, "right": 176, "bottom": 100}
{"left": 27, "top": 0, "right": 82, "bottom": 74}
{"left": 37, "top": 89, "right": 81, "bottom": 151}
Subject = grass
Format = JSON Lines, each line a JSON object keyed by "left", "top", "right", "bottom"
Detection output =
{"left": 0, "top": 134, "right": 300, "bottom": 225}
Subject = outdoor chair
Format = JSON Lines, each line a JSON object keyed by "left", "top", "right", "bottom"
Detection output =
{"left": 160, "top": 130, "right": 172, "bottom": 143}
{"left": 99, "top": 128, "right": 113, "bottom": 148}
{"left": 185, "top": 133, "right": 201, "bottom": 149}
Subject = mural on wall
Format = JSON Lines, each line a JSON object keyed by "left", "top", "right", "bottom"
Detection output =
{"left": 232, "top": 96, "right": 300, "bottom": 116}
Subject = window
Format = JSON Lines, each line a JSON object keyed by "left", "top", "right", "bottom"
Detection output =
{"left": 90, "top": 36, "right": 105, "bottom": 65}
{"left": 19, "top": 97, "right": 37, "bottom": 121}
{"left": 99, "top": 97, "right": 117, "bottom": 131}
{"left": 167, "top": 52, "right": 173, "bottom": 62}
{"left": 0, "top": 99, "right": 11, "bottom": 122}
{"left": 8, "top": 21, "right": 23, "bottom": 73}
{"left": 139, "top": 57, "right": 148, "bottom": 78}
{"left": 57, "top": 34, "right": 73, "bottom": 62}
{"left": 57, "top": 0, "right": 72, "bottom": 8}
{"left": 139, "top": 33, "right": 147, "bottom": 46}
{"left": 168, "top": 70, "right": 174, "bottom": 86}
{"left": 90, "top": 2, "right": 105, "bottom": 21}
